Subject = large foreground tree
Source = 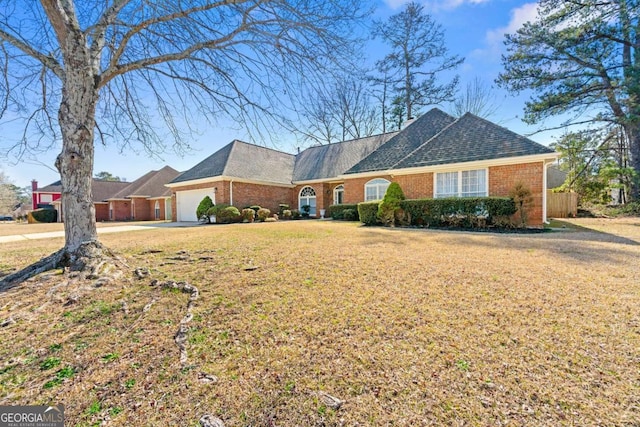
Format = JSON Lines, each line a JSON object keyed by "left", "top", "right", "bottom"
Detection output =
{"left": 0, "top": 0, "right": 366, "bottom": 285}
{"left": 497, "top": 0, "right": 640, "bottom": 199}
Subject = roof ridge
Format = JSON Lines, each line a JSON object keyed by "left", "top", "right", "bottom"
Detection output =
{"left": 301, "top": 131, "right": 399, "bottom": 151}
{"left": 231, "top": 139, "right": 297, "bottom": 157}
{"left": 388, "top": 114, "right": 462, "bottom": 170}
{"left": 459, "top": 112, "right": 553, "bottom": 149}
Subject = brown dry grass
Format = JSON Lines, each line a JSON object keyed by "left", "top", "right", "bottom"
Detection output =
{"left": 1, "top": 219, "right": 639, "bottom": 426}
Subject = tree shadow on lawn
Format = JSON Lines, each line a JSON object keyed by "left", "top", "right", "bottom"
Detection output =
{"left": 358, "top": 223, "right": 639, "bottom": 265}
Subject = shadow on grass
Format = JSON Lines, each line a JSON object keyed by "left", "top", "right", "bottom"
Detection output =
{"left": 357, "top": 220, "right": 640, "bottom": 265}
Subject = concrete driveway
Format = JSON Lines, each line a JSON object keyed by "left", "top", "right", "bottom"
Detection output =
{"left": 0, "top": 222, "right": 199, "bottom": 244}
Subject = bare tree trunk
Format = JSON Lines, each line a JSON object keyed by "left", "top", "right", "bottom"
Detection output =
{"left": 56, "top": 78, "right": 98, "bottom": 252}
{"left": 626, "top": 124, "right": 640, "bottom": 200}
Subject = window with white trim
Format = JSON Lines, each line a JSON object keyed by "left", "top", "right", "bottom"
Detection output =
{"left": 333, "top": 185, "right": 344, "bottom": 205}
{"left": 154, "top": 200, "right": 161, "bottom": 220}
{"left": 435, "top": 169, "right": 487, "bottom": 198}
{"left": 109, "top": 202, "right": 114, "bottom": 220}
{"left": 364, "top": 178, "right": 390, "bottom": 201}
{"left": 299, "top": 186, "right": 317, "bottom": 215}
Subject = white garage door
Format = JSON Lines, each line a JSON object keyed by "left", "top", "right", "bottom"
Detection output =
{"left": 176, "top": 188, "right": 214, "bottom": 222}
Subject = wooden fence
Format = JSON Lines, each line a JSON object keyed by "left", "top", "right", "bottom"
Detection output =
{"left": 547, "top": 190, "right": 578, "bottom": 218}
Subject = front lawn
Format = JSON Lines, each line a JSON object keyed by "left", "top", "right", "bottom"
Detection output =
{"left": 0, "top": 220, "right": 638, "bottom": 426}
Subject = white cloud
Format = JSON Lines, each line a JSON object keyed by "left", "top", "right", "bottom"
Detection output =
{"left": 471, "top": 2, "right": 539, "bottom": 61}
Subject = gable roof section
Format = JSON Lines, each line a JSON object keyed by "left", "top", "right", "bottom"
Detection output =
{"left": 346, "top": 108, "right": 456, "bottom": 174}
{"left": 109, "top": 166, "right": 180, "bottom": 199}
{"left": 292, "top": 133, "right": 396, "bottom": 182}
{"left": 92, "top": 180, "right": 131, "bottom": 202}
{"left": 37, "top": 180, "right": 129, "bottom": 202}
{"left": 37, "top": 181, "right": 62, "bottom": 193}
{"left": 170, "top": 140, "right": 295, "bottom": 185}
{"left": 394, "top": 113, "right": 556, "bottom": 169}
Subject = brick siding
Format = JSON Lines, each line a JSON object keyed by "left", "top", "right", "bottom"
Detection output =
{"left": 489, "top": 162, "right": 545, "bottom": 226}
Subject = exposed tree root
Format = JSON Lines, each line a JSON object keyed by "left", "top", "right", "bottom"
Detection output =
{"left": 150, "top": 279, "right": 200, "bottom": 367}
{"left": 0, "top": 240, "right": 128, "bottom": 292}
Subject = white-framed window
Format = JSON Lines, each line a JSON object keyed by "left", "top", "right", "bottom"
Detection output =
{"left": 364, "top": 178, "right": 390, "bottom": 201}
{"left": 299, "top": 186, "right": 317, "bottom": 215}
{"left": 333, "top": 185, "right": 344, "bottom": 205}
{"left": 154, "top": 200, "right": 161, "bottom": 220}
{"left": 435, "top": 169, "right": 487, "bottom": 198}
{"left": 109, "top": 202, "right": 114, "bottom": 220}
{"left": 131, "top": 199, "right": 135, "bottom": 220}
{"left": 40, "top": 194, "right": 53, "bottom": 203}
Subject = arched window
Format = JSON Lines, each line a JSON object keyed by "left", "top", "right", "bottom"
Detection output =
{"left": 109, "top": 202, "right": 114, "bottom": 221}
{"left": 154, "top": 200, "right": 161, "bottom": 220}
{"left": 299, "top": 186, "right": 317, "bottom": 216}
{"left": 364, "top": 178, "right": 390, "bottom": 201}
{"left": 333, "top": 185, "right": 344, "bottom": 205}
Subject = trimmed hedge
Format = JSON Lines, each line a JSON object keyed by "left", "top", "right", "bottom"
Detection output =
{"left": 357, "top": 202, "right": 380, "bottom": 226}
{"left": 400, "top": 197, "right": 517, "bottom": 228}
{"left": 328, "top": 204, "right": 360, "bottom": 220}
{"left": 29, "top": 208, "right": 58, "bottom": 223}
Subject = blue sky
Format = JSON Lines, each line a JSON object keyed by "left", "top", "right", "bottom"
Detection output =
{"left": 2, "top": 0, "right": 557, "bottom": 189}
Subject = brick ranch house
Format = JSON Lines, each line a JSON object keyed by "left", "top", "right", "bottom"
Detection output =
{"left": 32, "top": 166, "right": 178, "bottom": 222}
{"left": 167, "top": 109, "right": 560, "bottom": 226}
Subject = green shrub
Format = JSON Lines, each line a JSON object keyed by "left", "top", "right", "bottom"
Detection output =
{"left": 257, "top": 208, "right": 271, "bottom": 222}
{"left": 377, "top": 182, "right": 406, "bottom": 227}
{"left": 282, "top": 209, "right": 292, "bottom": 219}
{"left": 328, "top": 204, "right": 359, "bottom": 220}
{"left": 30, "top": 208, "right": 58, "bottom": 223}
{"left": 342, "top": 208, "right": 358, "bottom": 221}
{"left": 249, "top": 205, "right": 262, "bottom": 215}
{"left": 241, "top": 208, "right": 255, "bottom": 223}
{"left": 291, "top": 209, "right": 301, "bottom": 219}
{"left": 278, "top": 204, "right": 290, "bottom": 216}
{"left": 357, "top": 202, "right": 380, "bottom": 226}
{"left": 264, "top": 217, "right": 277, "bottom": 222}
{"left": 400, "top": 197, "right": 516, "bottom": 228}
{"left": 196, "top": 196, "right": 214, "bottom": 223}
{"left": 301, "top": 205, "right": 311, "bottom": 218}
{"left": 215, "top": 206, "right": 241, "bottom": 224}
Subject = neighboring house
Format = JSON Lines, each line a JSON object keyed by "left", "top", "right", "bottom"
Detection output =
{"left": 547, "top": 165, "right": 568, "bottom": 189}
{"left": 32, "top": 179, "right": 62, "bottom": 209}
{"left": 33, "top": 165, "right": 178, "bottom": 222}
{"left": 106, "top": 166, "right": 180, "bottom": 221}
{"left": 168, "top": 108, "right": 560, "bottom": 225}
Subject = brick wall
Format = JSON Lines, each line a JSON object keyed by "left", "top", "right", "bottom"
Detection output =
{"left": 147, "top": 199, "right": 168, "bottom": 220}
{"left": 489, "top": 162, "right": 544, "bottom": 226}
{"left": 394, "top": 174, "right": 434, "bottom": 199}
{"left": 343, "top": 175, "right": 393, "bottom": 204}
{"left": 95, "top": 203, "right": 109, "bottom": 222}
{"left": 110, "top": 200, "right": 131, "bottom": 221}
{"left": 230, "top": 182, "right": 294, "bottom": 213}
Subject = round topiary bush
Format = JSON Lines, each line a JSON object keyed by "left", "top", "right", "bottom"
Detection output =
{"left": 257, "top": 208, "right": 271, "bottom": 222}
{"left": 215, "top": 206, "right": 241, "bottom": 224}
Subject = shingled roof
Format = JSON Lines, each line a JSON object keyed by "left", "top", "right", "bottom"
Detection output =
{"left": 37, "top": 179, "right": 129, "bottom": 202}
{"left": 109, "top": 166, "right": 180, "bottom": 199}
{"left": 394, "top": 113, "right": 556, "bottom": 169}
{"left": 92, "top": 180, "right": 130, "bottom": 202}
{"left": 346, "top": 108, "right": 456, "bottom": 174}
{"left": 170, "top": 140, "right": 295, "bottom": 185}
{"left": 293, "top": 133, "right": 396, "bottom": 182}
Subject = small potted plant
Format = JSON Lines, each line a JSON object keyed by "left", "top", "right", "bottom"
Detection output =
{"left": 301, "top": 204, "right": 311, "bottom": 218}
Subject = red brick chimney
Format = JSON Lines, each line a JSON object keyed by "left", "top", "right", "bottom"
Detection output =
{"left": 31, "top": 180, "right": 38, "bottom": 210}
